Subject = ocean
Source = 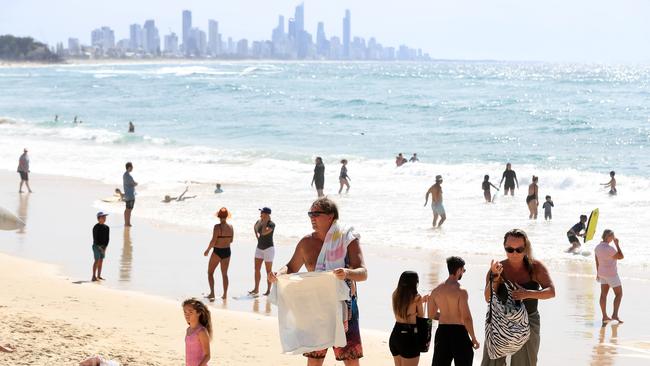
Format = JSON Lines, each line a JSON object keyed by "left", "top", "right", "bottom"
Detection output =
{"left": 1, "top": 61, "right": 649, "bottom": 269}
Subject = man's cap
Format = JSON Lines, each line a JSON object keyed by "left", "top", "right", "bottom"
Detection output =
{"left": 96, "top": 211, "right": 109, "bottom": 218}
{"left": 259, "top": 207, "right": 272, "bottom": 214}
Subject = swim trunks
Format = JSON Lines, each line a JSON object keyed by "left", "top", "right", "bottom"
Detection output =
{"left": 567, "top": 233, "right": 579, "bottom": 244}
{"left": 18, "top": 171, "right": 29, "bottom": 181}
{"left": 213, "top": 247, "right": 231, "bottom": 259}
{"left": 92, "top": 244, "right": 106, "bottom": 260}
{"left": 389, "top": 322, "right": 419, "bottom": 359}
{"left": 125, "top": 199, "right": 135, "bottom": 209}
{"left": 303, "top": 297, "right": 363, "bottom": 360}
{"left": 432, "top": 324, "right": 473, "bottom": 366}
{"left": 431, "top": 201, "right": 445, "bottom": 215}
{"left": 255, "top": 247, "right": 275, "bottom": 262}
{"left": 525, "top": 195, "right": 537, "bottom": 204}
{"left": 598, "top": 274, "right": 621, "bottom": 288}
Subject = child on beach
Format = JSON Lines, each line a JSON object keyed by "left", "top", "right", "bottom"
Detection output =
{"left": 595, "top": 230, "right": 624, "bottom": 325}
{"left": 183, "top": 298, "right": 212, "bottom": 366}
{"left": 92, "top": 212, "right": 109, "bottom": 282}
{"left": 389, "top": 271, "right": 427, "bottom": 365}
{"left": 482, "top": 175, "right": 498, "bottom": 202}
{"left": 566, "top": 215, "right": 587, "bottom": 253}
{"left": 542, "top": 195, "right": 554, "bottom": 220}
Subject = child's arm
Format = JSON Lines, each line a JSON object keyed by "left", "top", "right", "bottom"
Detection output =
{"left": 198, "top": 329, "right": 211, "bottom": 366}
{"left": 491, "top": 183, "right": 499, "bottom": 190}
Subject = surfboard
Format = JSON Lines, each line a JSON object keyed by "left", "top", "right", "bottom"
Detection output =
{"left": 101, "top": 196, "right": 122, "bottom": 203}
{"left": 0, "top": 205, "right": 25, "bottom": 231}
{"left": 584, "top": 208, "right": 599, "bottom": 243}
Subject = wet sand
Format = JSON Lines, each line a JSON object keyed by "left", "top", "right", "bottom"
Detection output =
{"left": 1, "top": 170, "right": 649, "bottom": 365}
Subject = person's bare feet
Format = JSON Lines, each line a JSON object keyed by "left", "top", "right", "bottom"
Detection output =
{"left": 263, "top": 290, "right": 270, "bottom": 296}
{"left": 248, "top": 290, "right": 259, "bottom": 297}
{"left": 92, "top": 277, "right": 98, "bottom": 282}
{"left": 98, "top": 276, "right": 105, "bottom": 280}
{"left": 221, "top": 293, "right": 227, "bottom": 300}
{"left": 602, "top": 316, "right": 612, "bottom": 326}
{"left": 612, "top": 316, "right": 624, "bottom": 323}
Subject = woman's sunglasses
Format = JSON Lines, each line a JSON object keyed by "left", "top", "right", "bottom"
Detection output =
{"left": 307, "top": 211, "right": 327, "bottom": 218}
{"left": 505, "top": 246, "right": 525, "bottom": 254}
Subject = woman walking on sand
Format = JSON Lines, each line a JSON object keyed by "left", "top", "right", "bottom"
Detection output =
{"left": 312, "top": 157, "right": 325, "bottom": 197}
{"left": 526, "top": 176, "right": 539, "bottom": 219}
{"left": 339, "top": 159, "right": 351, "bottom": 194}
{"left": 482, "top": 229, "right": 555, "bottom": 366}
{"left": 595, "top": 229, "right": 624, "bottom": 325}
{"left": 203, "top": 207, "right": 233, "bottom": 300}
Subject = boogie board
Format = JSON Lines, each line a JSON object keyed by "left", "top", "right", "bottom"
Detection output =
{"left": 584, "top": 208, "right": 599, "bottom": 243}
{"left": 0, "top": 205, "right": 25, "bottom": 230}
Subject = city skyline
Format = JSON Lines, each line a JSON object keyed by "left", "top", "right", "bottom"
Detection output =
{"left": 2, "top": 0, "right": 650, "bottom": 62}
{"left": 59, "top": 4, "right": 429, "bottom": 61}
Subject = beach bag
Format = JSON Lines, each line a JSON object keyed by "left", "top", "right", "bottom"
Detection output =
{"left": 485, "top": 275, "right": 530, "bottom": 359}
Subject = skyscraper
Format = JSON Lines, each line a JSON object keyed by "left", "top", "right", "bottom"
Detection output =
{"left": 343, "top": 10, "right": 351, "bottom": 59}
{"left": 294, "top": 3, "right": 307, "bottom": 58}
{"left": 208, "top": 19, "right": 219, "bottom": 56}
{"left": 164, "top": 33, "right": 179, "bottom": 54}
{"left": 143, "top": 20, "right": 160, "bottom": 55}
{"left": 316, "top": 22, "right": 328, "bottom": 57}
{"left": 182, "top": 10, "right": 192, "bottom": 53}
{"left": 129, "top": 24, "right": 143, "bottom": 50}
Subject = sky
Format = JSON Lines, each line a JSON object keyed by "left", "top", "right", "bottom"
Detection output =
{"left": 1, "top": 0, "right": 649, "bottom": 62}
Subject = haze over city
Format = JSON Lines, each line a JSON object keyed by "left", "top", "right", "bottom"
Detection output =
{"left": 2, "top": 0, "right": 650, "bottom": 62}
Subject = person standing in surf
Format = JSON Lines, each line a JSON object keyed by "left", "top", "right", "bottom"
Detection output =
{"left": 526, "top": 176, "right": 539, "bottom": 219}
{"left": 312, "top": 157, "right": 325, "bottom": 197}
{"left": 338, "top": 159, "right": 351, "bottom": 194}
{"left": 17, "top": 148, "right": 33, "bottom": 193}
{"left": 566, "top": 215, "right": 587, "bottom": 253}
{"left": 601, "top": 171, "right": 617, "bottom": 195}
{"left": 122, "top": 162, "right": 138, "bottom": 227}
{"left": 499, "top": 163, "right": 518, "bottom": 196}
{"left": 204, "top": 207, "right": 233, "bottom": 300}
{"left": 482, "top": 175, "right": 498, "bottom": 203}
{"left": 425, "top": 175, "right": 446, "bottom": 228}
{"left": 595, "top": 229, "right": 624, "bottom": 325}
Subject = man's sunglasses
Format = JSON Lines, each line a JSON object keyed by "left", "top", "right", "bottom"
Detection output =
{"left": 307, "top": 211, "right": 327, "bottom": 218}
{"left": 505, "top": 246, "right": 525, "bottom": 254}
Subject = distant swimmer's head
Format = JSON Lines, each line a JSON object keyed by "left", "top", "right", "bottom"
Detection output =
{"left": 392, "top": 271, "right": 419, "bottom": 320}
{"left": 610, "top": 171, "right": 615, "bottom": 177}
{"left": 435, "top": 175, "right": 443, "bottom": 183}
{"left": 580, "top": 214, "right": 588, "bottom": 222}
{"left": 125, "top": 162, "right": 133, "bottom": 171}
{"left": 23, "top": 148, "right": 28, "bottom": 153}
{"left": 601, "top": 229, "right": 614, "bottom": 241}
{"left": 545, "top": 195, "right": 551, "bottom": 200}
{"left": 447, "top": 256, "right": 466, "bottom": 280}
{"left": 216, "top": 207, "right": 229, "bottom": 219}
{"left": 340, "top": 159, "right": 348, "bottom": 165}
{"left": 164, "top": 195, "right": 172, "bottom": 202}
{"left": 484, "top": 175, "right": 489, "bottom": 181}
{"left": 216, "top": 183, "right": 221, "bottom": 188}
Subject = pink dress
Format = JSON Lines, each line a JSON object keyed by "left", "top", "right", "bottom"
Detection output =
{"left": 185, "top": 326, "right": 208, "bottom": 366}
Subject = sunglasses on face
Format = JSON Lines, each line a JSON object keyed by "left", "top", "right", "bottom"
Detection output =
{"left": 307, "top": 211, "right": 327, "bottom": 218}
{"left": 505, "top": 246, "right": 525, "bottom": 254}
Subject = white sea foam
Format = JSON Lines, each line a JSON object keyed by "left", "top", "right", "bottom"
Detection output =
{"left": 2, "top": 122, "right": 649, "bottom": 274}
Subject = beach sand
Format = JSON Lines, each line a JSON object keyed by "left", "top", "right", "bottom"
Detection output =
{"left": 1, "top": 170, "right": 650, "bottom": 365}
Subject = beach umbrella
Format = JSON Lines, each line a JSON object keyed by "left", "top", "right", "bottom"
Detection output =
{"left": 0, "top": 205, "right": 25, "bottom": 231}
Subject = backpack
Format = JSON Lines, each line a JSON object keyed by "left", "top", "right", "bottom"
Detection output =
{"left": 484, "top": 275, "right": 530, "bottom": 359}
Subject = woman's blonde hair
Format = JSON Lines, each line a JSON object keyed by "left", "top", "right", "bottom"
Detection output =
{"left": 503, "top": 229, "right": 534, "bottom": 276}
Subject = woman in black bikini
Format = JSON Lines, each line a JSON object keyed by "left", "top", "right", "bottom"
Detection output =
{"left": 526, "top": 176, "right": 539, "bottom": 220}
{"left": 204, "top": 207, "right": 234, "bottom": 300}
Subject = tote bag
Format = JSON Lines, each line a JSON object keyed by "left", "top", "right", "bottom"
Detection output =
{"left": 484, "top": 275, "right": 530, "bottom": 359}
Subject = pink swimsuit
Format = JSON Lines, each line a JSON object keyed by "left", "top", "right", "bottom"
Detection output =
{"left": 185, "top": 326, "right": 207, "bottom": 366}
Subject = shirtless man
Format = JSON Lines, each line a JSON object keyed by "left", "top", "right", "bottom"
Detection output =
{"left": 601, "top": 171, "right": 617, "bottom": 195}
{"left": 269, "top": 197, "right": 367, "bottom": 366}
{"left": 428, "top": 256, "right": 479, "bottom": 366}
{"left": 424, "top": 175, "right": 446, "bottom": 227}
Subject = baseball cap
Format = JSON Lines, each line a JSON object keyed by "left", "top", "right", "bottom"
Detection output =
{"left": 259, "top": 207, "right": 272, "bottom": 214}
{"left": 96, "top": 211, "right": 109, "bottom": 218}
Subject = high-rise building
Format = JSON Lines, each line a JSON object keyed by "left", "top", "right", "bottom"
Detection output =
{"left": 68, "top": 38, "right": 80, "bottom": 55}
{"left": 208, "top": 20, "right": 219, "bottom": 56}
{"left": 164, "top": 33, "right": 179, "bottom": 54}
{"left": 129, "top": 24, "right": 143, "bottom": 50}
{"left": 294, "top": 3, "right": 307, "bottom": 58}
{"left": 316, "top": 22, "right": 328, "bottom": 57}
{"left": 236, "top": 39, "right": 248, "bottom": 57}
{"left": 343, "top": 10, "right": 351, "bottom": 59}
{"left": 142, "top": 20, "right": 160, "bottom": 54}
{"left": 182, "top": 10, "right": 192, "bottom": 53}
{"left": 91, "top": 27, "right": 115, "bottom": 50}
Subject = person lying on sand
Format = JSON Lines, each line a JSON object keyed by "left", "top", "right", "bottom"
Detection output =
{"left": 162, "top": 187, "right": 197, "bottom": 203}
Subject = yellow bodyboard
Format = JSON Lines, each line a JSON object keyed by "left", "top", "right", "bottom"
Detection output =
{"left": 584, "top": 208, "right": 599, "bottom": 243}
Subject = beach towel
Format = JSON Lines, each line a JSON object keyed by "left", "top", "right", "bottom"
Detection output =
{"left": 315, "top": 221, "right": 360, "bottom": 272}
{"left": 269, "top": 272, "right": 350, "bottom": 354}
{"left": 484, "top": 276, "right": 530, "bottom": 359}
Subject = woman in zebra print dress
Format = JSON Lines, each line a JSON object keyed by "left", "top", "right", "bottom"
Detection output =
{"left": 481, "top": 229, "right": 556, "bottom": 366}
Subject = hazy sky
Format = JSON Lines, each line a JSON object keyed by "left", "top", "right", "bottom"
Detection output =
{"left": 1, "top": 0, "right": 649, "bottom": 62}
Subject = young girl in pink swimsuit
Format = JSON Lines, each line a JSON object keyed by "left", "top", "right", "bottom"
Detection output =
{"left": 183, "top": 298, "right": 212, "bottom": 366}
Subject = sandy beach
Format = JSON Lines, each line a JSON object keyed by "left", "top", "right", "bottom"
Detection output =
{"left": 2, "top": 170, "right": 650, "bottom": 365}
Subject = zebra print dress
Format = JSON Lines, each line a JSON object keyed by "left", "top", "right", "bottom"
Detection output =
{"left": 484, "top": 277, "right": 531, "bottom": 360}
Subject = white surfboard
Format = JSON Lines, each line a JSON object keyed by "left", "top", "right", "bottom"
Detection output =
{"left": 0, "top": 205, "right": 25, "bottom": 230}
